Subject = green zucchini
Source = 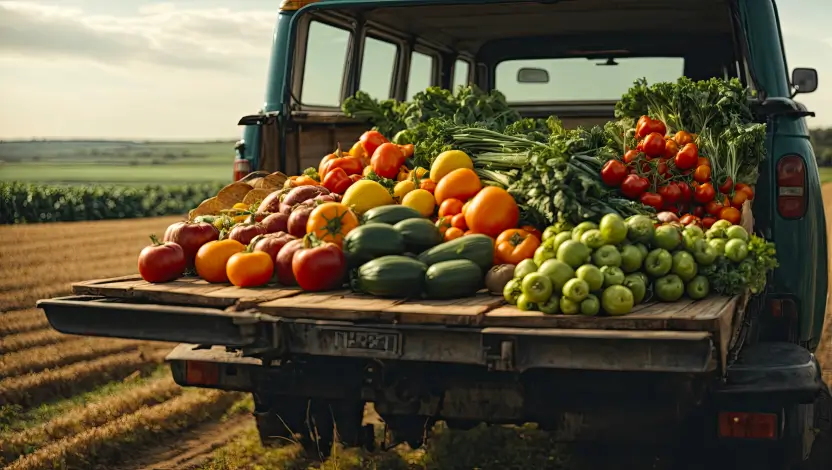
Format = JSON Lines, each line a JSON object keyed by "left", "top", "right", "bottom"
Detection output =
{"left": 353, "top": 256, "right": 427, "bottom": 298}
{"left": 425, "top": 259, "right": 483, "bottom": 299}
{"left": 417, "top": 234, "right": 494, "bottom": 271}
{"left": 342, "top": 224, "right": 406, "bottom": 267}
{"left": 363, "top": 205, "right": 424, "bottom": 225}
{"left": 394, "top": 218, "right": 443, "bottom": 253}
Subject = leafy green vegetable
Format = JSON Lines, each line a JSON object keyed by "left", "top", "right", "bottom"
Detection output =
{"left": 701, "top": 234, "right": 778, "bottom": 295}
{"left": 362, "top": 169, "right": 397, "bottom": 195}
{"left": 302, "top": 167, "right": 320, "bottom": 181}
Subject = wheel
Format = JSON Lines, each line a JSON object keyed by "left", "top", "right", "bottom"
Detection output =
{"left": 300, "top": 399, "right": 367, "bottom": 460}
{"left": 384, "top": 415, "right": 434, "bottom": 449}
{"left": 252, "top": 393, "right": 307, "bottom": 447}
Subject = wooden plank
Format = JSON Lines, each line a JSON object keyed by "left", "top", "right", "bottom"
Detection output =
{"left": 385, "top": 293, "right": 505, "bottom": 325}
{"left": 257, "top": 291, "right": 404, "bottom": 321}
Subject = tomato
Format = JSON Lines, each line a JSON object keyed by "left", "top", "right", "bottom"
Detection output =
{"left": 228, "top": 223, "right": 267, "bottom": 246}
{"left": 419, "top": 178, "right": 437, "bottom": 193}
{"left": 702, "top": 217, "right": 717, "bottom": 229}
{"left": 674, "top": 131, "right": 694, "bottom": 146}
{"left": 735, "top": 183, "right": 754, "bottom": 201}
{"left": 642, "top": 132, "right": 666, "bottom": 158}
{"left": 664, "top": 139, "right": 679, "bottom": 159}
{"left": 195, "top": 239, "right": 246, "bottom": 283}
{"left": 693, "top": 165, "right": 711, "bottom": 183}
{"left": 359, "top": 130, "right": 389, "bottom": 157}
{"left": 674, "top": 143, "right": 698, "bottom": 170}
{"left": 322, "top": 156, "right": 364, "bottom": 179}
{"left": 731, "top": 190, "right": 748, "bottom": 208}
{"left": 444, "top": 227, "right": 465, "bottom": 241}
{"left": 719, "top": 206, "right": 742, "bottom": 225}
{"left": 226, "top": 251, "right": 274, "bottom": 287}
{"left": 435, "top": 217, "right": 452, "bottom": 236}
{"left": 601, "top": 159, "right": 628, "bottom": 187}
{"left": 693, "top": 205, "right": 705, "bottom": 218}
{"left": 292, "top": 239, "right": 346, "bottom": 291}
{"left": 252, "top": 232, "right": 295, "bottom": 262}
{"left": 623, "top": 149, "right": 641, "bottom": 164}
{"left": 438, "top": 198, "right": 464, "bottom": 217}
{"left": 640, "top": 192, "right": 664, "bottom": 210}
{"left": 138, "top": 236, "right": 187, "bottom": 283}
{"left": 464, "top": 186, "right": 519, "bottom": 238}
{"left": 679, "top": 215, "right": 701, "bottom": 227}
{"left": 305, "top": 202, "right": 359, "bottom": 247}
{"left": 636, "top": 116, "right": 667, "bottom": 139}
{"left": 521, "top": 225, "right": 543, "bottom": 241}
{"left": 461, "top": 199, "right": 472, "bottom": 216}
{"left": 435, "top": 168, "right": 481, "bottom": 204}
{"left": 163, "top": 221, "right": 219, "bottom": 268}
{"left": 677, "top": 182, "right": 693, "bottom": 203}
{"left": 495, "top": 229, "right": 541, "bottom": 265}
{"left": 705, "top": 200, "right": 724, "bottom": 216}
{"left": 620, "top": 175, "right": 650, "bottom": 199}
{"left": 718, "top": 176, "right": 734, "bottom": 194}
{"left": 694, "top": 182, "right": 716, "bottom": 204}
{"left": 697, "top": 157, "right": 710, "bottom": 167}
{"left": 318, "top": 149, "right": 341, "bottom": 179}
{"left": 398, "top": 143, "right": 414, "bottom": 158}
{"left": 451, "top": 213, "right": 468, "bottom": 230}
{"left": 658, "top": 184, "right": 681, "bottom": 205}
{"left": 322, "top": 167, "right": 353, "bottom": 194}
{"left": 370, "top": 143, "right": 405, "bottom": 179}
{"left": 656, "top": 160, "right": 669, "bottom": 177}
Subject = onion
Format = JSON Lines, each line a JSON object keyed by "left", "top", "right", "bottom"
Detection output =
{"left": 656, "top": 211, "right": 680, "bottom": 224}
{"left": 162, "top": 221, "right": 219, "bottom": 268}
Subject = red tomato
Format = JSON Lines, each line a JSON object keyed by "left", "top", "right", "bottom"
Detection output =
{"left": 163, "top": 221, "right": 219, "bottom": 268}
{"left": 677, "top": 182, "right": 693, "bottom": 203}
{"left": 675, "top": 143, "right": 698, "bottom": 170}
{"left": 658, "top": 184, "right": 681, "bottom": 205}
{"left": 138, "top": 236, "right": 187, "bottom": 283}
{"left": 656, "top": 160, "right": 669, "bottom": 177}
{"left": 642, "top": 132, "right": 666, "bottom": 158}
{"left": 693, "top": 205, "right": 705, "bottom": 218}
{"left": 636, "top": 116, "right": 667, "bottom": 139}
{"left": 451, "top": 213, "right": 468, "bottom": 230}
{"left": 370, "top": 143, "right": 405, "bottom": 179}
{"left": 623, "top": 149, "right": 640, "bottom": 164}
{"left": 359, "top": 130, "right": 389, "bottom": 157}
{"left": 735, "top": 183, "right": 754, "bottom": 201}
{"left": 292, "top": 241, "right": 346, "bottom": 291}
{"left": 693, "top": 165, "right": 711, "bottom": 183}
{"left": 620, "top": 175, "right": 650, "bottom": 199}
{"left": 694, "top": 182, "right": 716, "bottom": 204}
{"left": 679, "top": 215, "right": 701, "bottom": 227}
{"left": 719, "top": 206, "right": 742, "bottom": 225}
{"left": 702, "top": 217, "right": 717, "bottom": 229}
{"left": 663, "top": 139, "right": 679, "bottom": 159}
{"left": 718, "top": 176, "right": 734, "bottom": 194}
{"left": 640, "top": 192, "right": 664, "bottom": 210}
{"left": 705, "top": 200, "right": 724, "bottom": 216}
{"left": 601, "top": 159, "right": 628, "bottom": 187}
{"left": 438, "top": 198, "right": 464, "bottom": 217}
{"left": 674, "top": 131, "right": 694, "bottom": 146}
{"left": 731, "top": 190, "right": 748, "bottom": 209}
{"left": 227, "top": 251, "right": 274, "bottom": 287}
{"left": 697, "top": 157, "right": 710, "bottom": 167}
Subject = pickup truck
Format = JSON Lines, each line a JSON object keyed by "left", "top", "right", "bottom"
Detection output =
{"left": 37, "top": 0, "right": 832, "bottom": 468}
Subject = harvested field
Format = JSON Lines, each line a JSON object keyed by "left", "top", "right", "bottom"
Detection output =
{"left": 0, "top": 202, "right": 831, "bottom": 470}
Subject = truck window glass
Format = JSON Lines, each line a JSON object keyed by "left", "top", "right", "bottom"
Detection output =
{"left": 453, "top": 59, "right": 470, "bottom": 89}
{"left": 496, "top": 57, "right": 684, "bottom": 102}
{"left": 301, "top": 21, "right": 350, "bottom": 106}
{"left": 407, "top": 51, "right": 435, "bottom": 99}
{"left": 360, "top": 37, "right": 398, "bottom": 99}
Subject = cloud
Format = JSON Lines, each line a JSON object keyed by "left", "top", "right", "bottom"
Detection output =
{"left": 0, "top": 1, "right": 277, "bottom": 71}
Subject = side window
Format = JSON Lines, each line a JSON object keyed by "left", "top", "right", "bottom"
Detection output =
{"left": 301, "top": 21, "right": 350, "bottom": 107}
{"left": 360, "top": 37, "right": 398, "bottom": 99}
{"left": 453, "top": 60, "right": 470, "bottom": 89}
{"left": 407, "top": 51, "right": 435, "bottom": 98}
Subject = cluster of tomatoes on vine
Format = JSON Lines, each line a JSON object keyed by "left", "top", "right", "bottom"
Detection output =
{"left": 600, "top": 116, "right": 754, "bottom": 228}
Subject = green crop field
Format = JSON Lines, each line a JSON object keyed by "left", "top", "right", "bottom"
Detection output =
{"left": 0, "top": 140, "right": 233, "bottom": 185}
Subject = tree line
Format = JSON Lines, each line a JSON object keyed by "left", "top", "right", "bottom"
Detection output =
{"left": 811, "top": 128, "right": 832, "bottom": 166}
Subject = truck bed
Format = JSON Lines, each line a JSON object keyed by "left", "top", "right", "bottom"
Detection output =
{"left": 37, "top": 275, "right": 747, "bottom": 374}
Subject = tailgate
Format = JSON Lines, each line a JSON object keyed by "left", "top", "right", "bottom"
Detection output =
{"left": 37, "top": 294, "right": 733, "bottom": 373}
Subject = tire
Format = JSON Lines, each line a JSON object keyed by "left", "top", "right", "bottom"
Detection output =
{"left": 384, "top": 415, "right": 434, "bottom": 449}
{"left": 300, "top": 399, "right": 367, "bottom": 460}
{"left": 253, "top": 393, "right": 307, "bottom": 447}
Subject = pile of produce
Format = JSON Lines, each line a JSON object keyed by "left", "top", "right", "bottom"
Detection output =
{"left": 135, "top": 78, "right": 779, "bottom": 317}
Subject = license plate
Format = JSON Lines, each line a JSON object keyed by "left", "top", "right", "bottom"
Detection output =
{"left": 331, "top": 329, "right": 401, "bottom": 356}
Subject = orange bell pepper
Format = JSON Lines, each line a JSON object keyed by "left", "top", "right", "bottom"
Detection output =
{"left": 397, "top": 143, "right": 414, "bottom": 158}
{"left": 495, "top": 229, "right": 540, "bottom": 265}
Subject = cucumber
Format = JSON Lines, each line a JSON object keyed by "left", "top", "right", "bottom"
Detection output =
{"left": 342, "top": 224, "right": 406, "bottom": 267}
{"left": 394, "top": 218, "right": 443, "bottom": 253}
{"left": 363, "top": 205, "right": 424, "bottom": 225}
{"left": 353, "top": 255, "right": 427, "bottom": 298}
{"left": 425, "top": 259, "right": 483, "bottom": 299}
{"left": 417, "top": 234, "right": 494, "bottom": 271}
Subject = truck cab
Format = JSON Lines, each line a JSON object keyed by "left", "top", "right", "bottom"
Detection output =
{"left": 38, "top": 0, "right": 832, "bottom": 468}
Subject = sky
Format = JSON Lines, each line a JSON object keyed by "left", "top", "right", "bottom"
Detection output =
{"left": 0, "top": 0, "right": 830, "bottom": 140}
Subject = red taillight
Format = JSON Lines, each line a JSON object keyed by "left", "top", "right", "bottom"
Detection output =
{"left": 185, "top": 361, "right": 219, "bottom": 385}
{"left": 233, "top": 158, "right": 251, "bottom": 182}
{"left": 776, "top": 155, "right": 806, "bottom": 218}
{"left": 768, "top": 298, "right": 797, "bottom": 319}
{"left": 718, "top": 411, "right": 778, "bottom": 439}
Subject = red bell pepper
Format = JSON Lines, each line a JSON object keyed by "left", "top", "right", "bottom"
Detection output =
{"left": 322, "top": 167, "right": 352, "bottom": 194}
{"left": 321, "top": 157, "right": 364, "bottom": 178}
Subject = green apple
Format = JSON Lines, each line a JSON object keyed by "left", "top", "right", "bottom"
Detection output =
{"left": 521, "top": 273, "right": 553, "bottom": 303}
{"left": 623, "top": 274, "right": 647, "bottom": 304}
{"left": 653, "top": 225, "right": 682, "bottom": 251}
{"left": 655, "top": 274, "right": 685, "bottom": 302}
{"left": 516, "top": 294, "right": 538, "bottom": 311}
{"left": 692, "top": 240, "right": 719, "bottom": 266}
{"left": 538, "top": 259, "right": 576, "bottom": 292}
{"left": 576, "top": 264, "right": 604, "bottom": 291}
{"left": 562, "top": 278, "right": 590, "bottom": 302}
{"left": 533, "top": 242, "right": 557, "bottom": 266}
{"left": 682, "top": 225, "right": 705, "bottom": 251}
{"left": 591, "top": 245, "right": 622, "bottom": 268}
{"left": 560, "top": 296, "right": 580, "bottom": 315}
{"left": 572, "top": 221, "right": 599, "bottom": 242}
{"left": 601, "top": 285, "right": 634, "bottom": 316}
{"left": 644, "top": 248, "right": 673, "bottom": 277}
{"left": 580, "top": 294, "right": 601, "bottom": 316}
{"left": 503, "top": 278, "right": 522, "bottom": 305}
{"left": 671, "top": 251, "right": 698, "bottom": 282}
{"left": 580, "top": 229, "right": 606, "bottom": 249}
{"left": 557, "top": 240, "right": 591, "bottom": 268}
{"left": 601, "top": 266, "right": 626, "bottom": 287}
{"left": 619, "top": 245, "right": 644, "bottom": 273}
{"left": 686, "top": 275, "right": 710, "bottom": 300}
{"left": 599, "top": 213, "right": 627, "bottom": 245}
{"left": 538, "top": 295, "right": 561, "bottom": 315}
{"left": 514, "top": 258, "right": 538, "bottom": 279}
{"left": 626, "top": 215, "right": 655, "bottom": 244}
{"left": 552, "top": 231, "right": 574, "bottom": 251}
{"left": 726, "top": 225, "right": 749, "bottom": 242}
{"left": 635, "top": 243, "right": 649, "bottom": 260}
{"left": 708, "top": 238, "right": 727, "bottom": 256}
{"left": 725, "top": 238, "right": 749, "bottom": 262}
